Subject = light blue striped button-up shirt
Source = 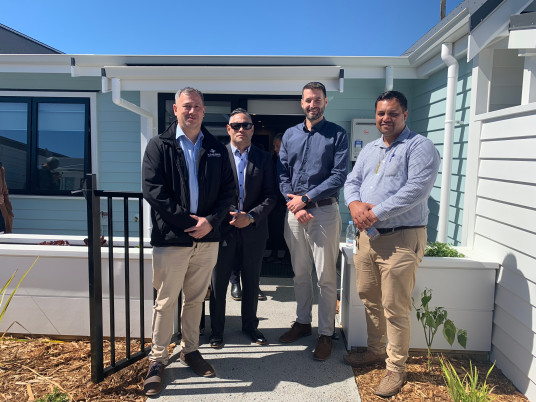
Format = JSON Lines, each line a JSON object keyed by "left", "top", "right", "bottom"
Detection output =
{"left": 176, "top": 126, "right": 204, "bottom": 214}
{"left": 344, "top": 126, "right": 440, "bottom": 228}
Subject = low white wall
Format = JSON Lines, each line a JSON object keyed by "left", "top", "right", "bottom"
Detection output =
{"left": 0, "top": 242, "right": 153, "bottom": 338}
{"left": 338, "top": 245, "right": 500, "bottom": 352}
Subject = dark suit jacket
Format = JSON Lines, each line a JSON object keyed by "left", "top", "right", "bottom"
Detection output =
{"left": 222, "top": 143, "right": 277, "bottom": 240}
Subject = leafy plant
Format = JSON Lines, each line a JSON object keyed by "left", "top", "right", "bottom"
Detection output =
{"left": 425, "top": 241, "right": 465, "bottom": 257}
{"left": 439, "top": 355, "right": 495, "bottom": 401}
{"left": 36, "top": 387, "right": 69, "bottom": 402}
{"left": 0, "top": 257, "right": 39, "bottom": 327}
{"left": 412, "top": 288, "right": 467, "bottom": 370}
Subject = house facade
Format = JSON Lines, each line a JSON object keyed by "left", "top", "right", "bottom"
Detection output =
{"left": 1, "top": 0, "right": 536, "bottom": 397}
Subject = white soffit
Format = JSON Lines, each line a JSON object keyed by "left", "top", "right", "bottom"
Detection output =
{"left": 103, "top": 65, "right": 343, "bottom": 93}
{"left": 467, "top": 0, "right": 534, "bottom": 61}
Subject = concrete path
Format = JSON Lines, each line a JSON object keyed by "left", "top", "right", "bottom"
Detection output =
{"left": 151, "top": 276, "right": 360, "bottom": 401}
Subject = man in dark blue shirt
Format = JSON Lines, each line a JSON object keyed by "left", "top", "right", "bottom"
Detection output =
{"left": 277, "top": 81, "right": 348, "bottom": 361}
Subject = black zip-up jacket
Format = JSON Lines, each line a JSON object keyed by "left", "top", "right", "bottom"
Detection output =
{"left": 142, "top": 121, "right": 235, "bottom": 247}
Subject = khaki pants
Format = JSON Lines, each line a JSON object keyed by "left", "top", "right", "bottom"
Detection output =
{"left": 353, "top": 227, "right": 426, "bottom": 373}
{"left": 284, "top": 203, "right": 341, "bottom": 336}
{"left": 149, "top": 242, "right": 218, "bottom": 364}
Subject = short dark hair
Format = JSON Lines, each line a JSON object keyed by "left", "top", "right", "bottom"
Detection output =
{"left": 45, "top": 157, "right": 59, "bottom": 170}
{"left": 176, "top": 87, "right": 204, "bottom": 105}
{"left": 229, "top": 108, "right": 252, "bottom": 122}
{"left": 375, "top": 90, "right": 408, "bottom": 112}
{"left": 273, "top": 132, "right": 284, "bottom": 141}
{"left": 302, "top": 81, "right": 326, "bottom": 97}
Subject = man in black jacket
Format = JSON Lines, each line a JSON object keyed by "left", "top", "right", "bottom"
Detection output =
{"left": 209, "top": 108, "right": 277, "bottom": 349}
{"left": 141, "top": 87, "right": 235, "bottom": 396}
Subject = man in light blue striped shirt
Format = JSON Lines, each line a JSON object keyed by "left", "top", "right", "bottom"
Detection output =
{"left": 343, "top": 91, "right": 440, "bottom": 398}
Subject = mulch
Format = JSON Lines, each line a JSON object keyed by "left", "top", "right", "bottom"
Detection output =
{"left": 0, "top": 337, "right": 528, "bottom": 401}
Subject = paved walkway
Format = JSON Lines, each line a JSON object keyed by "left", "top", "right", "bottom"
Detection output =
{"left": 151, "top": 276, "right": 360, "bottom": 401}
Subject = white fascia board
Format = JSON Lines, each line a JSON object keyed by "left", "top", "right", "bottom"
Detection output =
{"left": 344, "top": 66, "right": 418, "bottom": 79}
{"left": 467, "top": 0, "right": 534, "bottom": 61}
{"left": 408, "top": 10, "right": 470, "bottom": 65}
{"left": 509, "top": 28, "right": 536, "bottom": 49}
{"left": 415, "top": 35, "right": 468, "bottom": 78}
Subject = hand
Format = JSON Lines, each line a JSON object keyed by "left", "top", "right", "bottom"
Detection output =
{"left": 286, "top": 193, "right": 307, "bottom": 214}
{"left": 295, "top": 209, "right": 314, "bottom": 224}
{"left": 229, "top": 211, "right": 251, "bottom": 228}
{"left": 348, "top": 201, "right": 378, "bottom": 231}
{"left": 184, "top": 215, "right": 213, "bottom": 239}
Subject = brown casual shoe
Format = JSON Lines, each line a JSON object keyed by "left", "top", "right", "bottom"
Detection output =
{"left": 375, "top": 369, "right": 407, "bottom": 397}
{"left": 313, "top": 335, "right": 332, "bottom": 361}
{"left": 180, "top": 350, "right": 215, "bottom": 377}
{"left": 279, "top": 322, "right": 312, "bottom": 343}
{"left": 343, "top": 349, "right": 387, "bottom": 367}
{"left": 143, "top": 362, "right": 165, "bottom": 396}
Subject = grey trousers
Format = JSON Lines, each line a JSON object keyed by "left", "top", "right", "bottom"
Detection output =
{"left": 284, "top": 202, "right": 341, "bottom": 336}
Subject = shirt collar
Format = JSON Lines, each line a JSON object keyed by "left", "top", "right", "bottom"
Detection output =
{"left": 176, "top": 124, "right": 203, "bottom": 146}
{"left": 302, "top": 117, "right": 327, "bottom": 133}
{"left": 230, "top": 143, "right": 250, "bottom": 156}
{"left": 375, "top": 126, "right": 410, "bottom": 148}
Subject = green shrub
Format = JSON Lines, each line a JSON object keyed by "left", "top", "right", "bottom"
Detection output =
{"left": 440, "top": 355, "right": 495, "bottom": 401}
{"left": 412, "top": 288, "right": 467, "bottom": 370}
{"left": 36, "top": 387, "right": 69, "bottom": 402}
{"left": 425, "top": 241, "right": 465, "bottom": 257}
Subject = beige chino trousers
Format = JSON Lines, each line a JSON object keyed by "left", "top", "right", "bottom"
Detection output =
{"left": 149, "top": 242, "right": 218, "bottom": 364}
{"left": 353, "top": 227, "right": 426, "bottom": 373}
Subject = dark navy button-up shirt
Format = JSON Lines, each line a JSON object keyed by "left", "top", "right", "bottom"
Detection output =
{"left": 277, "top": 118, "right": 349, "bottom": 202}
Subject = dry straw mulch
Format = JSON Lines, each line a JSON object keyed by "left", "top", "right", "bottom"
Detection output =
{"left": 0, "top": 337, "right": 528, "bottom": 401}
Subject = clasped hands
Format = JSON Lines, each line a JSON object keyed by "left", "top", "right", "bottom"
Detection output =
{"left": 286, "top": 194, "right": 314, "bottom": 224}
{"left": 348, "top": 201, "right": 378, "bottom": 231}
{"left": 184, "top": 215, "right": 213, "bottom": 239}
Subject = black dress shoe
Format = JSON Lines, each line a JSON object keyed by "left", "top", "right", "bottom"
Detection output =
{"left": 209, "top": 334, "right": 224, "bottom": 349}
{"left": 258, "top": 289, "right": 267, "bottom": 301}
{"left": 243, "top": 328, "right": 267, "bottom": 345}
{"left": 231, "top": 283, "right": 242, "bottom": 301}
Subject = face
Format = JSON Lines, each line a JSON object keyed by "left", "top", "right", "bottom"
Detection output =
{"left": 273, "top": 138, "right": 282, "bottom": 156}
{"left": 375, "top": 98, "right": 408, "bottom": 139}
{"left": 173, "top": 91, "right": 206, "bottom": 133}
{"left": 301, "top": 88, "right": 327, "bottom": 123}
{"left": 227, "top": 113, "right": 254, "bottom": 150}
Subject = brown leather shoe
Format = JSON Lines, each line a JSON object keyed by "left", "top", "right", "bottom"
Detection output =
{"left": 375, "top": 369, "right": 407, "bottom": 397}
{"left": 143, "top": 362, "right": 165, "bottom": 396}
{"left": 279, "top": 322, "right": 312, "bottom": 343}
{"left": 313, "top": 335, "right": 332, "bottom": 361}
{"left": 343, "top": 349, "right": 387, "bottom": 367}
{"left": 180, "top": 350, "right": 215, "bottom": 377}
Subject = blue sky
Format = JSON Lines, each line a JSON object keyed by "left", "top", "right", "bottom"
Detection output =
{"left": 2, "top": 0, "right": 464, "bottom": 56}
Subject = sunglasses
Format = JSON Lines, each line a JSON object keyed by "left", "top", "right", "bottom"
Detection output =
{"left": 229, "top": 122, "right": 253, "bottom": 130}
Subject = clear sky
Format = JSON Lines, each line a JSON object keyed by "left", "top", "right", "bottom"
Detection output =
{"left": 1, "top": 0, "right": 465, "bottom": 56}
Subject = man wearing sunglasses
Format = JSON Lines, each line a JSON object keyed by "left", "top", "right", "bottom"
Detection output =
{"left": 278, "top": 82, "right": 348, "bottom": 361}
{"left": 209, "top": 108, "right": 277, "bottom": 349}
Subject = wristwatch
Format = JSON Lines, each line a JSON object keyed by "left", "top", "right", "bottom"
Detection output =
{"left": 301, "top": 195, "right": 310, "bottom": 204}
{"left": 247, "top": 213, "right": 255, "bottom": 224}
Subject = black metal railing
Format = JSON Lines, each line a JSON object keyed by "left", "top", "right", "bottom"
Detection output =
{"left": 83, "top": 173, "right": 153, "bottom": 382}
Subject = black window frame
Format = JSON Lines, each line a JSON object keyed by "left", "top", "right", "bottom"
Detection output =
{"left": 0, "top": 96, "right": 91, "bottom": 196}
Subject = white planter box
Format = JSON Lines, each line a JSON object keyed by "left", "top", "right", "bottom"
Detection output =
{"left": 0, "top": 238, "right": 153, "bottom": 338}
{"left": 338, "top": 244, "right": 499, "bottom": 352}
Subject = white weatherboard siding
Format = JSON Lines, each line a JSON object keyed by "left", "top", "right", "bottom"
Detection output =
{"left": 472, "top": 106, "right": 536, "bottom": 399}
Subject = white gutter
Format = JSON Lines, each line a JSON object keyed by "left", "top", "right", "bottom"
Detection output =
{"left": 437, "top": 43, "right": 458, "bottom": 243}
{"left": 385, "top": 66, "right": 394, "bottom": 90}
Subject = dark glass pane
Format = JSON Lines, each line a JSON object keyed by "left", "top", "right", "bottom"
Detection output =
{"left": 0, "top": 102, "right": 28, "bottom": 190}
{"left": 36, "top": 103, "right": 85, "bottom": 192}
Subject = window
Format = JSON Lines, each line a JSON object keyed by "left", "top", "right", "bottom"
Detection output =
{"left": 0, "top": 97, "right": 90, "bottom": 195}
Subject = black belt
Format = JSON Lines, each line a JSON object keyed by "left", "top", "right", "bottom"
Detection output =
{"left": 376, "top": 225, "right": 426, "bottom": 234}
{"left": 304, "top": 197, "right": 337, "bottom": 210}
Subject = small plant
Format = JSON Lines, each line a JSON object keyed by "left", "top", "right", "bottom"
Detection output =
{"left": 439, "top": 355, "right": 495, "bottom": 401}
{"left": 412, "top": 288, "right": 467, "bottom": 370}
{"left": 425, "top": 241, "right": 465, "bottom": 257}
{"left": 36, "top": 387, "right": 69, "bottom": 402}
{"left": 1, "top": 257, "right": 39, "bottom": 328}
